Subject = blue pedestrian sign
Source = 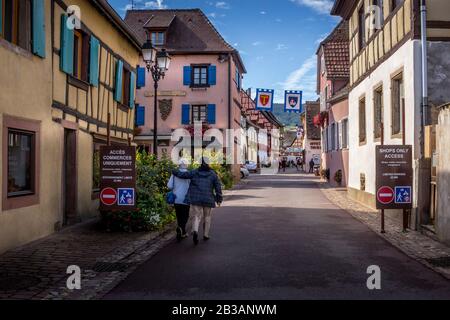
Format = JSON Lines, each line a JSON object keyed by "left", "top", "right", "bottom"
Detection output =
{"left": 395, "top": 187, "right": 412, "bottom": 204}
{"left": 118, "top": 188, "right": 135, "bottom": 206}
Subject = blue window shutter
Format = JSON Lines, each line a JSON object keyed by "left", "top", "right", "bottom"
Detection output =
{"left": 208, "top": 65, "right": 217, "bottom": 85}
{"left": 32, "top": 0, "right": 46, "bottom": 58}
{"left": 129, "top": 71, "right": 136, "bottom": 108}
{"left": 114, "top": 60, "right": 123, "bottom": 102}
{"left": 136, "top": 66, "right": 146, "bottom": 88}
{"left": 60, "top": 14, "right": 74, "bottom": 74}
{"left": 182, "top": 104, "right": 190, "bottom": 125}
{"left": 89, "top": 36, "right": 100, "bottom": 87}
{"left": 183, "top": 66, "right": 191, "bottom": 86}
{"left": 135, "top": 105, "right": 145, "bottom": 126}
{"left": 207, "top": 104, "right": 216, "bottom": 124}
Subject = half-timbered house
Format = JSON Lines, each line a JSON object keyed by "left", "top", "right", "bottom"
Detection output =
{"left": 332, "top": 0, "right": 450, "bottom": 231}
{"left": 0, "top": 0, "right": 142, "bottom": 253}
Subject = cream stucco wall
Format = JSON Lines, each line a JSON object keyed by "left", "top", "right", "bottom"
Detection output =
{"left": 0, "top": 0, "right": 64, "bottom": 254}
{"left": 0, "top": 0, "right": 141, "bottom": 254}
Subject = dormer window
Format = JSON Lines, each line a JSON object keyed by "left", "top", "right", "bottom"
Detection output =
{"left": 151, "top": 32, "right": 165, "bottom": 45}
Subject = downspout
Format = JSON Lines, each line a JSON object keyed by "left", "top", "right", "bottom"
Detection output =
{"left": 228, "top": 53, "right": 232, "bottom": 130}
{"left": 416, "top": 0, "right": 429, "bottom": 230}
{"left": 420, "top": 0, "right": 429, "bottom": 145}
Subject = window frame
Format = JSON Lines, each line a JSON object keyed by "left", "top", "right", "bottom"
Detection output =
{"left": 151, "top": 31, "right": 165, "bottom": 46}
{"left": 359, "top": 97, "right": 367, "bottom": 145}
{"left": 391, "top": 71, "right": 404, "bottom": 137}
{"left": 72, "top": 29, "right": 90, "bottom": 83}
{"left": 341, "top": 118, "right": 349, "bottom": 149}
{"left": 191, "top": 105, "right": 208, "bottom": 124}
{"left": 191, "top": 65, "right": 210, "bottom": 88}
{"left": 358, "top": 5, "right": 366, "bottom": 51}
{"left": 373, "top": 84, "right": 384, "bottom": 141}
{"left": 2, "top": 115, "right": 40, "bottom": 211}
{"left": 1, "top": 0, "right": 32, "bottom": 51}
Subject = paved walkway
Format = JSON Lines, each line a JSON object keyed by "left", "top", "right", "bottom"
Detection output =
{"left": 106, "top": 173, "right": 450, "bottom": 300}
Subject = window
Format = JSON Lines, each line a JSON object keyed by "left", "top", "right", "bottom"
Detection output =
{"left": 358, "top": 6, "right": 366, "bottom": 50}
{"left": 359, "top": 98, "right": 367, "bottom": 143}
{"left": 7, "top": 130, "right": 34, "bottom": 197}
{"left": 151, "top": 32, "right": 165, "bottom": 46}
{"left": 342, "top": 119, "right": 349, "bottom": 149}
{"left": 392, "top": 73, "right": 404, "bottom": 136}
{"left": 73, "top": 30, "right": 90, "bottom": 81}
{"left": 192, "top": 65, "right": 209, "bottom": 87}
{"left": 1, "top": 0, "right": 31, "bottom": 50}
{"left": 374, "top": 86, "right": 383, "bottom": 139}
{"left": 191, "top": 105, "right": 207, "bottom": 124}
{"left": 3, "top": 115, "right": 40, "bottom": 210}
{"left": 122, "top": 68, "right": 131, "bottom": 106}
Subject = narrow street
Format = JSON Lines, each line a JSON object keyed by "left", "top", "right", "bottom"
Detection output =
{"left": 105, "top": 172, "right": 450, "bottom": 300}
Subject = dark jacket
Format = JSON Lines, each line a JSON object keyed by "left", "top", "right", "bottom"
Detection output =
{"left": 173, "top": 169, "right": 223, "bottom": 208}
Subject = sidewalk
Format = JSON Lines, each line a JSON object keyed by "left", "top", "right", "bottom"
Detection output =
{"left": 320, "top": 184, "right": 450, "bottom": 280}
{"left": 0, "top": 181, "right": 245, "bottom": 300}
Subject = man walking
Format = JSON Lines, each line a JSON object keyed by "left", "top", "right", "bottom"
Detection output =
{"left": 172, "top": 158, "right": 223, "bottom": 245}
{"left": 309, "top": 158, "right": 315, "bottom": 174}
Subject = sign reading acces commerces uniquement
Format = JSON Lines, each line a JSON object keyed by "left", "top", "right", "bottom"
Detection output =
{"left": 375, "top": 145, "right": 413, "bottom": 210}
{"left": 99, "top": 146, "right": 136, "bottom": 211}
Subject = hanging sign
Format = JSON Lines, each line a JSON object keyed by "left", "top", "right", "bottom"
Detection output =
{"left": 255, "top": 89, "right": 274, "bottom": 112}
{"left": 375, "top": 145, "right": 413, "bottom": 210}
{"left": 284, "top": 90, "right": 303, "bottom": 113}
{"left": 99, "top": 146, "right": 137, "bottom": 211}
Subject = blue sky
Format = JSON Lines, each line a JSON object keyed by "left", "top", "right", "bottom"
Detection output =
{"left": 108, "top": 0, "right": 340, "bottom": 103}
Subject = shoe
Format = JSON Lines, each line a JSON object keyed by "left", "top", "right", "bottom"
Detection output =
{"left": 203, "top": 236, "right": 210, "bottom": 241}
{"left": 193, "top": 232, "right": 199, "bottom": 245}
{"left": 176, "top": 227, "right": 182, "bottom": 243}
{"left": 182, "top": 233, "right": 189, "bottom": 239}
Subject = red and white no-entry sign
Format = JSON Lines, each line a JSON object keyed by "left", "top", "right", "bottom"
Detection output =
{"left": 100, "top": 188, "right": 117, "bottom": 206}
{"left": 377, "top": 186, "right": 394, "bottom": 205}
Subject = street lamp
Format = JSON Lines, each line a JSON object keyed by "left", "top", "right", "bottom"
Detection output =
{"left": 142, "top": 37, "right": 171, "bottom": 156}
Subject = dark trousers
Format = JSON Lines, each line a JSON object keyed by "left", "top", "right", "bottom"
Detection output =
{"left": 174, "top": 204, "right": 190, "bottom": 234}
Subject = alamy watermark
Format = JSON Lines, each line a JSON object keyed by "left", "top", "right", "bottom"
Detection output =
{"left": 66, "top": 265, "right": 81, "bottom": 290}
{"left": 366, "top": 265, "right": 381, "bottom": 290}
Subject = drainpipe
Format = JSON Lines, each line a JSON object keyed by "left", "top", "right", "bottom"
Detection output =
{"left": 420, "top": 0, "right": 429, "bottom": 141}
{"left": 228, "top": 53, "right": 232, "bottom": 130}
{"left": 416, "top": 0, "right": 430, "bottom": 230}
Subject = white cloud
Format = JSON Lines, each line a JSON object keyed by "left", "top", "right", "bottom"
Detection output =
{"left": 276, "top": 44, "right": 288, "bottom": 51}
{"left": 260, "top": 11, "right": 267, "bottom": 15}
{"left": 144, "top": 0, "right": 168, "bottom": 9}
{"left": 275, "top": 55, "right": 317, "bottom": 102}
{"left": 290, "top": 0, "right": 333, "bottom": 15}
{"left": 216, "top": 1, "right": 230, "bottom": 9}
{"left": 252, "top": 41, "right": 263, "bottom": 46}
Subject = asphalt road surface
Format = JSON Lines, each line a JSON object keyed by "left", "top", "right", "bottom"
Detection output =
{"left": 105, "top": 173, "right": 450, "bottom": 300}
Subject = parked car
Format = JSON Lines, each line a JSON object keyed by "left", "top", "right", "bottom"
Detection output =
{"left": 240, "top": 166, "right": 250, "bottom": 179}
{"left": 245, "top": 161, "right": 258, "bottom": 173}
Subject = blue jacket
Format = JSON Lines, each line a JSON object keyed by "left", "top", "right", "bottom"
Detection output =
{"left": 173, "top": 169, "right": 223, "bottom": 208}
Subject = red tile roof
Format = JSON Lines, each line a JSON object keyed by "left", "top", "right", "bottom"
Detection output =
{"left": 318, "top": 20, "right": 349, "bottom": 79}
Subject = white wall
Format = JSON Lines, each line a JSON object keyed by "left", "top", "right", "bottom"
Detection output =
{"left": 348, "top": 40, "right": 421, "bottom": 198}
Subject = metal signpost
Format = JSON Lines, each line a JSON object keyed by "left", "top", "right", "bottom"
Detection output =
{"left": 376, "top": 145, "right": 413, "bottom": 233}
{"left": 99, "top": 146, "right": 137, "bottom": 211}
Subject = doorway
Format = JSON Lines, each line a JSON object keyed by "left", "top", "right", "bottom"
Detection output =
{"left": 63, "top": 129, "right": 78, "bottom": 226}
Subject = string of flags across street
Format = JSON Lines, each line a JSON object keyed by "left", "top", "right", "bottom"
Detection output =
{"left": 255, "top": 89, "right": 303, "bottom": 113}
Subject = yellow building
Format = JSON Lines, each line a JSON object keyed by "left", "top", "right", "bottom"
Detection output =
{"left": 0, "top": 0, "right": 142, "bottom": 253}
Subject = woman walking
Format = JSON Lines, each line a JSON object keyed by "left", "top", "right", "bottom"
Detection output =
{"left": 172, "top": 158, "right": 223, "bottom": 245}
{"left": 167, "top": 159, "right": 191, "bottom": 242}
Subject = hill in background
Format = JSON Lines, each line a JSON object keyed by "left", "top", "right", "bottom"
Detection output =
{"left": 272, "top": 103, "right": 300, "bottom": 127}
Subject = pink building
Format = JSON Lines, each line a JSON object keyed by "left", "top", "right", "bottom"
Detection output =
{"left": 125, "top": 9, "right": 246, "bottom": 177}
{"left": 316, "top": 21, "right": 350, "bottom": 187}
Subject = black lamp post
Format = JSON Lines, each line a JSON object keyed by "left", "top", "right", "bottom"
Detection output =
{"left": 142, "top": 38, "right": 171, "bottom": 156}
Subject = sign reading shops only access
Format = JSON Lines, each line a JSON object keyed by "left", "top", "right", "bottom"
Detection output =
{"left": 99, "top": 146, "right": 137, "bottom": 211}
{"left": 376, "top": 145, "right": 413, "bottom": 210}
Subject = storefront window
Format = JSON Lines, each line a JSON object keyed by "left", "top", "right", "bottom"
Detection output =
{"left": 8, "top": 130, "right": 34, "bottom": 197}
